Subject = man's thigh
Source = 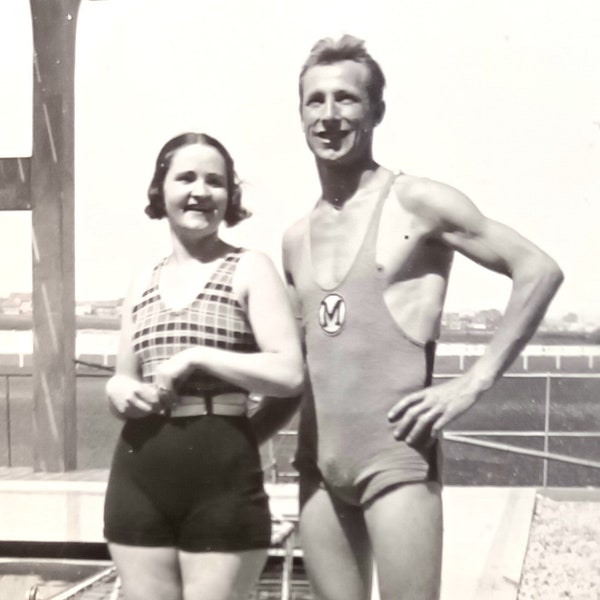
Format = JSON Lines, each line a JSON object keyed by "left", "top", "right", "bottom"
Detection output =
{"left": 299, "top": 482, "right": 373, "bottom": 600}
{"left": 364, "top": 481, "right": 443, "bottom": 600}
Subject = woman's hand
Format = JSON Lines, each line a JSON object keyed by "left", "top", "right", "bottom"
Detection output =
{"left": 154, "top": 349, "right": 196, "bottom": 402}
{"left": 106, "top": 374, "right": 163, "bottom": 419}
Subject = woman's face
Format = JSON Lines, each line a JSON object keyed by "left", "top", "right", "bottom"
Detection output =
{"left": 162, "top": 143, "right": 229, "bottom": 236}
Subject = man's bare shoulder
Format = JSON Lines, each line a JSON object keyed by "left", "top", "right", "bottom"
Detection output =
{"left": 283, "top": 214, "right": 309, "bottom": 253}
{"left": 392, "top": 174, "right": 481, "bottom": 232}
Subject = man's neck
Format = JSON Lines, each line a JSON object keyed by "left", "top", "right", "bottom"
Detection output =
{"left": 316, "top": 156, "right": 380, "bottom": 206}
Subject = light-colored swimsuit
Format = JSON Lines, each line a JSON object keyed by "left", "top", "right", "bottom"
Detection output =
{"left": 291, "top": 174, "right": 441, "bottom": 506}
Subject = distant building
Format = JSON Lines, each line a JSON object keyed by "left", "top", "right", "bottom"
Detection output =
{"left": 75, "top": 302, "right": 94, "bottom": 316}
{"left": 0, "top": 292, "right": 32, "bottom": 315}
{"left": 90, "top": 299, "right": 123, "bottom": 318}
{"left": 442, "top": 312, "right": 470, "bottom": 331}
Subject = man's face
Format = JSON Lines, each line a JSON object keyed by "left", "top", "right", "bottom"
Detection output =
{"left": 300, "top": 60, "right": 381, "bottom": 166}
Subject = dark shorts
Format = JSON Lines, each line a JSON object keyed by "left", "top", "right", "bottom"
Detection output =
{"left": 104, "top": 414, "right": 271, "bottom": 552}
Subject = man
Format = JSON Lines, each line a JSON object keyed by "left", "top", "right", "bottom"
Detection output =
{"left": 282, "top": 35, "right": 563, "bottom": 600}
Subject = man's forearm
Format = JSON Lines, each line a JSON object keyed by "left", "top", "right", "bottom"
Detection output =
{"left": 467, "top": 254, "right": 563, "bottom": 391}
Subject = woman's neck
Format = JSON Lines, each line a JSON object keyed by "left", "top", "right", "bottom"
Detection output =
{"left": 168, "top": 230, "right": 228, "bottom": 264}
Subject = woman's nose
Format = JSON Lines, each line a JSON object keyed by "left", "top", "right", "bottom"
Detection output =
{"left": 190, "top": 179, "right": 209, "bottom": 197}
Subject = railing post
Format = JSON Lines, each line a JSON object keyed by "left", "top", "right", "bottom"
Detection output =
{"left": 542, "top": 373, "right": 551, "bottom": 486}
{"left": 4, "top": 375, "right": 11, "bottom": 467}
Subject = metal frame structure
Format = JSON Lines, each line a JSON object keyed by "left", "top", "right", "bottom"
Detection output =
{"left": 25, "top": 522, "right": 296, "bottom": 600}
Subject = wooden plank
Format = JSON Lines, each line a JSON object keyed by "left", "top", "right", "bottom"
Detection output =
{"left": 30, "top": 0, "right": 80, "bottom": 471}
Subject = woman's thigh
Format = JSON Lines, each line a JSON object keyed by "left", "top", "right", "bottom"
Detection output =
{"left": 364, "top": 481, "right": 443, "bottom": 600}
{"left": 108, "top": 543, "right": 182, "bottom": 600}
{"left": 299, "top": 483, "right": 373, "bottom": 600}
{"left": 178, "top": 549, "right": 267, "bottom": 600}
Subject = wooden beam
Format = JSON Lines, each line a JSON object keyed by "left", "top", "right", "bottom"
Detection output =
{"left": 30, "top": 0, "right": 80, "bottom": 471}
{"left": 0, "top": 158, "right": 31, "bottom": 210}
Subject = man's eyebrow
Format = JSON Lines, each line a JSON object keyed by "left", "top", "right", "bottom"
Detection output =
{"left": 305, "top": 91, "right": 324, "bottom": 102}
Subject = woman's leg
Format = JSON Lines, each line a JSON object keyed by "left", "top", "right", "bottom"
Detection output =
{"left": 364, "top": 481, "right": 443, "bottom": 600}
{"left": 299, "top": 481, "right": 373, "bottom": 600}
{"left": 179, "top": 549, "right": 267, "bottom": 600}
{"left": 108, "top": 543, "right": 182, "bottom": 600}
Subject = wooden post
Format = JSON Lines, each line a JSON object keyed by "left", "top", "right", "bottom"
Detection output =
{"left": 30, "top": 0, "right": 80, "bottom": 471}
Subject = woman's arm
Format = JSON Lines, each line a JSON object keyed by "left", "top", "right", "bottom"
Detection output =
{"left": 154, "top": 251, "right": 304, "bottom": 398}
{"left": 105, "top": 269, "right": 162, "bottom": 419}
{"left": 249, "top": 395, "right": 302, "bottom": 445}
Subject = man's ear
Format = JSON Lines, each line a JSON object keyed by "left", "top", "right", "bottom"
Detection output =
{"left": 374, "top": 100, "right": 386, "bottom": 126}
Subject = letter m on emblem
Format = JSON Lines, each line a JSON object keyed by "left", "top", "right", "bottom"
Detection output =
{"left": 318, "top": 293, "right": 346, "bottom": 336}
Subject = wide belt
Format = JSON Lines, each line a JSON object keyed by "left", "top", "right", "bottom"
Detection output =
{"left": 165, "top": 392, "right": 248, "bottom": 417}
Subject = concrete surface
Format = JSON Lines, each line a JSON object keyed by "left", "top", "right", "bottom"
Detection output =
{"left": 0, "top": 474, "right": 536, "bottom": 600}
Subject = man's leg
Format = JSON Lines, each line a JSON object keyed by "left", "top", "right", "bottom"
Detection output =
{"left": 364, "top": 481, "right": 443, "bottom": 600}
{"left": 299, "top": 477, "right": 373, "bottom": 600}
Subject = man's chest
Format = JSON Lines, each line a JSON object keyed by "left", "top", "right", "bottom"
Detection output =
{"left": 308, "top": 196, "right": 428, "bottom": 288}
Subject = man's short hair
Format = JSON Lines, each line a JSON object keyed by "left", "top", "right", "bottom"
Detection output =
{"left": 299, "top": 35, "right": 386, "bottom": 105}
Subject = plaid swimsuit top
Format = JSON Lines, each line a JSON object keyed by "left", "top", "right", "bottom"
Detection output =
{"left": 131, "top": 249, "right": 258, "bottom": 397}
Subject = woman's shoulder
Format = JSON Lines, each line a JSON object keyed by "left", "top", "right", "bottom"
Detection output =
{"left": 234, "top": 247, "right": 276, "bottom": 273}
{"left": 126, "top": 257, "right": 166, "bottom": 305}
{"left": 232, "top": 248, "right": 281, "bottom": 291}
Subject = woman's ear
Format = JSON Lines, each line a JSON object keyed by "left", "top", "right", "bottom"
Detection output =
{"left": 231, "top": 184, "right": 242, "bottom": 210}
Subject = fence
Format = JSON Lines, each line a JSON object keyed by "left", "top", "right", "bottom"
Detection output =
{"left": 1, "top": 369, "right": 599, "bottom": 486}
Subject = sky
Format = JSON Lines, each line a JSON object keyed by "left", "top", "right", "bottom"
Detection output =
{"left": 1, "top": 0, "right": 600, "bottom": 322}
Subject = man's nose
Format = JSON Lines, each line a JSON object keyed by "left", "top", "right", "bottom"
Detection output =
{"left": 322, "top": 97, "right": 339, "bottom": 121}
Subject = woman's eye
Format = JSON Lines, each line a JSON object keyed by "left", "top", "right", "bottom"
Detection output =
{"left": 205, "top": 174, "right": 226, "bottom": 187}
{"left": 176, "top": 172, "right": 195, "bottom": 183}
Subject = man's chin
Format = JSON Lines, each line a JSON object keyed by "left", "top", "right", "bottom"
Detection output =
{"left": 312, "top": 147, "right": 352, "bottom": 163}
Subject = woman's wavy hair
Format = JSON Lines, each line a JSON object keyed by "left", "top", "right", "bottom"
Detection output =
{"left": 145, "top": 132, "right": 250, "bottom": 226}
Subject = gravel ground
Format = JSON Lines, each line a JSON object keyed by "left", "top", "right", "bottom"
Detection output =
{"left": 518, "top": 495, "right": 600, "bottom": 600}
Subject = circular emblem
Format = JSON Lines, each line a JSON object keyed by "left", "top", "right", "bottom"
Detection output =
{"left": 318, "top": 293, "right": 346, "bottom": 336}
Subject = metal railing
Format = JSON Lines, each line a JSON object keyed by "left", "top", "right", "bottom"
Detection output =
{"left": 433, "top": 372, "right": 600, "bottom": 485}
{"left": 273, "top": 372, "right": 600, "bottom": 485}
{"left": 1, "top": 371, "right": 31, "bottom": 468}
{"left": 1, "top": 369, "right": 599, "bottom": 485}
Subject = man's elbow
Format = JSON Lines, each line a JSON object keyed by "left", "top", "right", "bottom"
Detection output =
{"left": 520, "top": 253, "right": 564, "bottom": 297}
{"left": 539, "top": 255, "right": 564, "bottom": 292}
{"left": 512, "top": 251, "right": 563, "bottom": 295}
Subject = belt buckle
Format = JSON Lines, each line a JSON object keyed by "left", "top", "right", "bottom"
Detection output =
{"left": 204, "top": 395, "right": 213, "bottom": 415}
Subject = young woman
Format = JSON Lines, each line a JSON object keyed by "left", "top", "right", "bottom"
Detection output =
{"left": 103, "top": 132, "right": 303, "bottom": 600}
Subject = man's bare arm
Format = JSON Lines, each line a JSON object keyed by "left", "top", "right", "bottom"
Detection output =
{"left": 389, "top": 179, "right": 563, "bottom": 444}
